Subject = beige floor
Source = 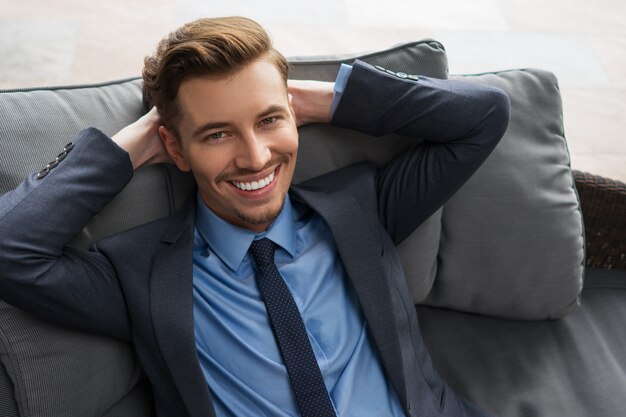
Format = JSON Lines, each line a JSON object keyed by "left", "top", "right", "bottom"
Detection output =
{"left": 1, "top": 0, "right": 624, "bottom": 181}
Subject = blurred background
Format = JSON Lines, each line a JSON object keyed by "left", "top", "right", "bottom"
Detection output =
{"left": 0, "top": 0, "right": 624, "bottom": 180}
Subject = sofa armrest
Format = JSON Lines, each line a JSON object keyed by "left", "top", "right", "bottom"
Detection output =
{"left": 573, "top": 170, "right": 626, "bottom": 271}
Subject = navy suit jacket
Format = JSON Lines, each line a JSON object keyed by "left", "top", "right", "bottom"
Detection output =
{"left": 0, "top": 61, "right": 510, "bottom": 417}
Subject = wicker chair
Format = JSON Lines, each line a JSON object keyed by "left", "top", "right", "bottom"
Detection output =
{"left": 573, "top": 170, "right": 626, "bottom": 271}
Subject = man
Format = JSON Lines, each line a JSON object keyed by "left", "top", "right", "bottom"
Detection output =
{"left": 0, "top": 16, "right": 509, "bottom": 417}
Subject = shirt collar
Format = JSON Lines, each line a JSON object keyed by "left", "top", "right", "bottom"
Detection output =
{"left": 195, "top": 193, "right": 297, "bottom": 271}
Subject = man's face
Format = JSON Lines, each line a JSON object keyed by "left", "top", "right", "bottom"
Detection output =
{"left": 162, "top": 60, "right": 298, "bottom": 233}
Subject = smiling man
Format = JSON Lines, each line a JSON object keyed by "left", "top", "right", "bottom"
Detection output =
{"left": 160, "top": 59, "right": 299, "bottom": 232}
{"left": 0, "top": 16, "right": 509, "bottom": 417}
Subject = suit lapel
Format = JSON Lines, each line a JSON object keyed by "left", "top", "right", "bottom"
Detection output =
{"left": 291, "top": 185, "right": 409, "bottom": 408}
{"left": 149, "top": 200, "right": 215, "bottom": 417}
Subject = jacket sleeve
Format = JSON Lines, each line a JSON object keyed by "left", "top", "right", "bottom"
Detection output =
{"left": 330, "top": 60, "right": 511, "bottom": 244}
{"left": 0, "top": 128, "right": 135, "bottom": 341}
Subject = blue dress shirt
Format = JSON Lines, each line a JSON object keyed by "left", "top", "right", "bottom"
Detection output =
{"left": 193, "top": 195, "right": 406, "bottom": 417}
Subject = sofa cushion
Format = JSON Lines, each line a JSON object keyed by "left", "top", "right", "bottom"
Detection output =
{"left": 0, "top": 79, "right": 176, "bottom": 250}
{"left": 422, "top": 69, "right": 584, "bottom": 319}
{"left": 0, "top": 364, "right": 19, "bottom": 417}
{"left": 418, "top": 267, "right": 626, "bottom": 417}
{"left": 0, "top": 300, "right": 152, "bottom": 417}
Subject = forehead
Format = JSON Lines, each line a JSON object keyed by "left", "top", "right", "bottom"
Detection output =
{"left": 176, "top": 60, "right": 288, "bottom": 130}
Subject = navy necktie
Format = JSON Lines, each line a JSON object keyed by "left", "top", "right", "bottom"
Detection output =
{"left": 249, "top": 238, "right": 337, "bottom": 417}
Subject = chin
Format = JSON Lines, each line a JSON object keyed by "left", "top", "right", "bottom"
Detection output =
{"left": 234, "top": 203, "right": 284, "bottom": 231}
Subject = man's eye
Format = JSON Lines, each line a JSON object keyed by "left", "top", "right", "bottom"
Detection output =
{"left": 260, "top": 116, "right": 277, "bottom": 125}
{"left": 208, "top": 132, "right": 225, "bottom": 140}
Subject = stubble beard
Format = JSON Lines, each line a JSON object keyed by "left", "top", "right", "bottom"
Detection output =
{"left": 232, "top": 197, "right": 286, "bottom": 229}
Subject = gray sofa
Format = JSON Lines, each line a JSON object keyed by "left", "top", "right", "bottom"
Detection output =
{"left": 1, "top": 41, "right": 625, "bottom": 417}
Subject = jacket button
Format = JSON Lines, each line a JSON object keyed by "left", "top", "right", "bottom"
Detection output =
{"left": 46, "top": 159, "right": 60, "bottom": 169}
{"left": 36, "top": 168, "right": 50, "bottom": 179}
{"left": 56, "top": 150, "right": 68, "bottom": 162}
{"left": 396, "top": 72, "right": 408, "bottom": 79}
{"left": 408, "top": 74, "right": 419, "bottom": 81}
{"left": 35, "top": 143, "right": 73, "bottom": 180}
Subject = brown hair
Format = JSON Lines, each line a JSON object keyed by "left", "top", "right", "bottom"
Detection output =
{"left": 142, "top": 16, "right": 289, "bottom": 135}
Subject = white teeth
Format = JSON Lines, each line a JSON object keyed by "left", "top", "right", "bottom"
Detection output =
{"left": 232, "top": 170, "right": 275, "bottom": 191}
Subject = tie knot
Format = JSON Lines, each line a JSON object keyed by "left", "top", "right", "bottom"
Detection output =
{"left": 249, "top": 238, "right": 276, "bottom": 267}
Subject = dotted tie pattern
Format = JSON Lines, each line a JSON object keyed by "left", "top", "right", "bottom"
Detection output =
{"left": 249, "top": 238, "right": 337, "bottom": 417}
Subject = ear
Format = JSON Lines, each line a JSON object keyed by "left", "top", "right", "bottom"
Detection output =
{"left": 287, "top": 93, "right": 300, "bottom": 127}
{"left": 159, "top": 126, "right": 191, "bottom": 172}
{"left": 288, "top": 93, "right": 294, "bottom": 112}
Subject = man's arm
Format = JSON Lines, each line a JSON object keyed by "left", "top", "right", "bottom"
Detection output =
{"left": 331, "top": 60, "right": 511, "bottom": 243}
{"left": 0, "top": 110, "right": 165, "bottom": 340}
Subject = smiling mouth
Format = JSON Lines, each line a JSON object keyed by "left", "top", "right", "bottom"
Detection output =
{"left": 231, "top": 170, "right": 276, "bottom": 191}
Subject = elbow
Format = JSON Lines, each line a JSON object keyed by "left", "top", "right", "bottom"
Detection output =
{"left": 487, "top": 87, "right": 511, "bottom": 143}
{"left": 470, "top": 86, "right": 511, "bottom": 153}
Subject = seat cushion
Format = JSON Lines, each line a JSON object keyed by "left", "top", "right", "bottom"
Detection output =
{"left": 418, "top": 267, "right": 626, "bottom": 417}
{"left": 0, "top": 363, "right": 18, "bottom": 417}
{"left": 0, "top": 300, "right": 152, "bottom": 417}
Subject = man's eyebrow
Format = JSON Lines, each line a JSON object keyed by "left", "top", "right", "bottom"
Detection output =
{"left": 257, "top": 104, "right": 288, "bottom": 119}
{"left": 191, "top": 104, "right": 289, "bottom": 138}
{"left": 192, "top": 121, "right": 230, "bottom": 138}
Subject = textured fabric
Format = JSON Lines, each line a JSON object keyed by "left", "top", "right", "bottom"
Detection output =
{"left": 0, "top": 364, "right": 18, "bottom": 417}
{"left": 0, "top": 300, "right": 152, "bottom": 417}
{"left": 250, "top": 238, "right": 337, "bottom": 417}
{"left": 423, "top": 69, "right": 584, "bottom": 319}
{"left": 418, "top": 267, "right": 626, "bottom": 417}
{"left": 192, "top": 196, "right": 405, "bottom": 417}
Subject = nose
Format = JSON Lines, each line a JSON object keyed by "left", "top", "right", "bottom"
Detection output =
{"left": 235, "top": 130, "right": 272, "bottom": 171}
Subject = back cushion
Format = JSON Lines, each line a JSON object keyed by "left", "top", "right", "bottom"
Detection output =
{"left": 424, "top": 69, "right": 584, "bottom": 319}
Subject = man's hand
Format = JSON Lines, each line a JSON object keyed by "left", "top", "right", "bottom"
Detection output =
{"left": 287, "top": 80, "right": 335, "bottom": 127}
{"left": 112, "top": 107, "right": 174, "bottom": 170}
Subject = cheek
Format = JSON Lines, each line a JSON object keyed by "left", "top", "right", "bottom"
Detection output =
{"left": 185, "top": 148, "right": 226, "bottom": 186}
{"left": 276, "top": 126, "right": 299, "bottom": 154}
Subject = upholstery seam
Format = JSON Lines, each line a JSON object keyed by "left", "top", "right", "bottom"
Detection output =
{"left": 0, "top": 77, "right": 141, "bottom": 94}
{"left": 288, "top": 40, "right": 445, "bottom": 65}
